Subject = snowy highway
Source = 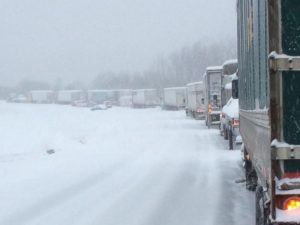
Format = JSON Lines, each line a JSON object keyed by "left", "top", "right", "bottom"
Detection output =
{"left": 0, "top": 102, "right": 254, "bottom": 225}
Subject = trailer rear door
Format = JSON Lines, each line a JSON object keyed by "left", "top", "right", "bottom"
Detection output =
{"left": 282, "top": 0, "right": 300, "bottom": 144}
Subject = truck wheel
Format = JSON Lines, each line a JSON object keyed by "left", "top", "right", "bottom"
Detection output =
{"left": 245, "top": 160, "right": 257, "bottom": 191}
{"left": 256, "top": 186, "right": 269, "bottom": 225}
{"left": 229, "top": 129, "right": 233, "bottom": 150}
{"left": 224, "top": 128, "right": 228, "bottom": 140}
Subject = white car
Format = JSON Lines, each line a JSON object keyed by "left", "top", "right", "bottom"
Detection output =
{"left": 221, "top": 97, "right": 241, "bottom": 149}
{"left": 90, "top": 104, "right": 108, "bottom": 111}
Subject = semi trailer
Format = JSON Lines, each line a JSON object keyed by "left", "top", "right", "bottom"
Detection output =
{"left": 29, "top": 90, "right": 54, "bottom": 103}
{"left": 132, "top": 89, "right": 160, "bottom": 108}
{"left": 203, "top": 66, "right": 222, "bottom": 128}
{"left": 237, "top": 0, "right": 300, "bottom": 224}
{"left": 162, "top": 87, "right": 186, "bottom": 110}
{"left": 185, "top": 82, "right": 205, "bottom": 119}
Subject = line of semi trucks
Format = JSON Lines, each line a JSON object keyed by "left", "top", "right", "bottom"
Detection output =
{"left": 10, "top": 58, "right": 240, "bottom": 149}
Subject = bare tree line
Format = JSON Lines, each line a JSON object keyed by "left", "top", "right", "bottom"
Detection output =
{"left": 0, "top": 38, "right": 236, "bottom": 99}
{"left": 92, "top": 38, "right": 237, "bottom": 89}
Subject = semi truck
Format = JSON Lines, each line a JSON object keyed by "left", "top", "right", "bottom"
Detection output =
{"left": 203, "top": 66, "right": 222, "bottom": 128}
{"left": 221, "top": 59, "right": 238, "bottom": 107}
{"left": 29, "top": 90, "right": 54, "bottom": 103}
{"left": 220, "top": 60, "right": 240, "bottom": 149}
{"left": 132, "top": 89, "right": 160, "bottom": 108}
{"left": 185, "top": 82, "right": 205, "bottom": 119}
{"left": 88, "top": 89, "right": 120, "bottom": 105}
{"left": 162, "top": 87, "right": 186, "bottom": 110}
{"left": 237, "top": 0, "right": 300, "bottom": 224}
{"left": 116, "top": 89, "right": 133, "bottom": 106}
{"left": 57, "top": 90, "right": 83, "bottom": 104}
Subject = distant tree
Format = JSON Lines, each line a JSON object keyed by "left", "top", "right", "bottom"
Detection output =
{"left": 17, "top": 79, "right": 51, "bottom": 94}
{"left": 65, "top": 80, "right": 87, "bottom": 90}
{"left": 90, "top": 38, "right": 237, "bottom": 90}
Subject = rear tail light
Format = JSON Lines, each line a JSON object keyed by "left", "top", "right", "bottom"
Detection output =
{"left": 284, "top": 197, "right": 300, "bottom": 210}
{"left": 233, "top": 119, "right": 239, "bottom": 127}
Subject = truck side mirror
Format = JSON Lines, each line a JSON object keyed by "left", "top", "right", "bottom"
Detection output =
{"left": 232, "top": 79, "right": 239, "bottom": 99}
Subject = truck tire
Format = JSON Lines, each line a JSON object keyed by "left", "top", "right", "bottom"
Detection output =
{"left": 245, "top": 160, "right": 257, "bottom": 191}
{"left": 229, "top": 129, "right": 233, "bottom": 150}
{"left": 224, "top": 128, "right": 228, "bottom": 140}
{"left": 256, "top": 186, "right": 269, "bottom": 225}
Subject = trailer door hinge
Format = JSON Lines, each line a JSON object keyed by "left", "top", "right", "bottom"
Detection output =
{"left": 269, "top": 52, "right": 300, "bottom": 72}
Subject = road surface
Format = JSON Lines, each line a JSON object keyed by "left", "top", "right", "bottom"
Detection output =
{"left": 0, "top": 102, "right": 254, "bottom": 225}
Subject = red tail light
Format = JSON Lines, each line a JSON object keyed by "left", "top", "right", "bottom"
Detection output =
{"left": 233, "top": 119, "right": 239, "bottom": 127}
{"left": 284, "top": 197, "right": 300, "bottom": 210}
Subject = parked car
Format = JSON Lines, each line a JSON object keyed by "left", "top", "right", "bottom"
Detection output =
{"left": 8, "top": 94, "right": 28, "bottom": 103}
{"left": 72, "top": 100, "right": 90, "bottom": 107}
{"left": 103, "top": 101, "right": 112, "bottom": 108}
{"left": 90, "top": 104, "right": 108, "bottom": 111}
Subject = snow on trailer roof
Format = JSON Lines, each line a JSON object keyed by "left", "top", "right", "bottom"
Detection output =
{"left": 134, "top": 88, "right": 156, "bottom": 91}
{"left": 30, "top": 90, "right": 54, "bottom": 93}
{"left": 59, "top": 90, "right": 82, "bottom": 93}
{"left": 186, "top": 81, "right": 203, "bottom": 86}
{"left": 88, "top": 90, "right": 115, "bottom": 93}
{"left": 222, "top": 59, "right": 238, "bottom": 67}
{"left": 164, "top": 86, "right": 186, "bottom": 90}
{"left": 206, "top": 66, "right": 223, "bottom": 71}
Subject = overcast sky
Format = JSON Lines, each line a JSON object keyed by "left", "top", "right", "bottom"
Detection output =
{"left": 0, "top": 0, "right": 236, "bottom": 87}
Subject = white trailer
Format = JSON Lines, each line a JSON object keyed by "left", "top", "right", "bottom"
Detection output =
{"left": 87, "top": 90, "right": 118, "bottom": 105}
{"left": 162, "top": 87, "right": 186, "bottom": 110}
{"left": 57, "top": 90, "right": 83, "bottom": 104}
{"left": 132, "top": 89, "right": 160, "bottom": 108}
{"left": 87, "top": 90, "right": 108, "bottom": 105}
{"left": 203, "top": 66, "right": 222, "bottom": 128}
{"left": 116, "top": 89, "right": 133, "bottom": 107}
{"left": 186, "top": 82, "right": 205, "bottom": 119}
{"left": 29, "top": 90, "right": 54, "bottom": 103}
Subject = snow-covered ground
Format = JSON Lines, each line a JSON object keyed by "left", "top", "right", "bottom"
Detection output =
{"left": 0, "top": 101, "right": 254, "bottom": 225}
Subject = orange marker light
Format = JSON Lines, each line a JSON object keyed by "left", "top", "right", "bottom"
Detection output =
{"left": 284, "top": 197, "right": 300, "bottom": 211}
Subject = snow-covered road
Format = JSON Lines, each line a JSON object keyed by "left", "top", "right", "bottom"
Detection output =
{"left": 0, "top": 102, "right": 254, "bottom": 225}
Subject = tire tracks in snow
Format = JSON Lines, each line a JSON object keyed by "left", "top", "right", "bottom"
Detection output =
{"left": 0, "top": 147, "right": 157, "bottom": 225}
